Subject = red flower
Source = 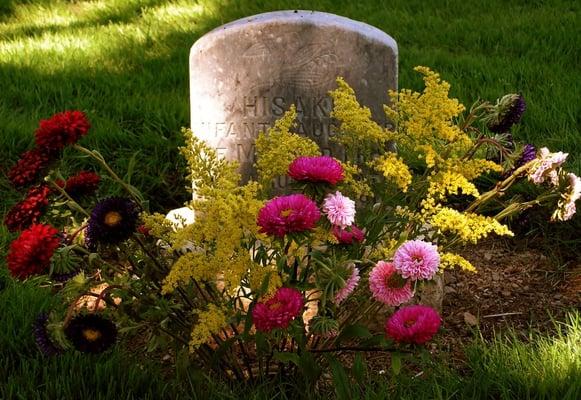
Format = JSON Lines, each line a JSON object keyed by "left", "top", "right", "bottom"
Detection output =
{"left": 252, "top": 287, "right": 304, "bottom": 332}
{"left": 59, "top": 171, "right": 100, "bottom": 199}
{"left": 7, "top": 148, "right": 50, "bottom": 187}
{"left": 4, "top": 185, "right": 51, "bottom": 232}
{"left": 257, "top": 194, "right": 320, "bottom": 237}
{"left": 35, "top": 110, "right": 90, "bottom": 151}
{"left": 385, "top": 305, "right": 441, "bottom": 344}
{"left": 7, "top": 224, "right": 60, "bottom": 279}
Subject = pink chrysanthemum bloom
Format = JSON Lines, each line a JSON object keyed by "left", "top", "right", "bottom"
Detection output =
{"left": 528, "top": 147, "right": 568, "bottom": 186}
{"left": 288, "top": 156, "right": 344, "bottom": 185}
{"left": 332, "top": 225, "right": 365, "bottom": 244}
{"left": 322, "top": 191, "right": 355, "bottom": 228}
{"left": 369, "top": 261, "right": 414, "bottom": 306}
{"left": 551, "top": 172, "right": 581, "bottom": 221}
{"left": 257, "top": 194, "right": 320, "bottom": 237}
{"left": 385, "top": 305, "right": 441, "bottom": 344}
{"left": 334, "top": 266, "right": 360, "bottom": 304}
{"left": 393, "top": 240, "right": 440, "bottom": 280}
{"left": 252, "top": 287, "right": 304, "bottom": 332}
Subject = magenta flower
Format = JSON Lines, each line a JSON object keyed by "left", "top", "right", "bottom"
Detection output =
{"left": 288, "top": 156, "right": 344, "bottom": 185}
{"left": 257, "top": 194, "right": 320, "bottom": 237}
{"left": 322, "top": 191, "right": 355, "bottom": 228}
{"left": 393, "top": 240, "right": 440, "bottom": 280}
{"left": 332, "top": 225, "right": 365, "bottom": 244}
{"left": 252, "top": 287, "right": 304, "bottom": 332}
{"left": 334, "top": 266, "right": 360, "bottom": 304}
{"left": 385, "top": 305, "right": 441, "bottom": 344}
{"left": 369, "top": 261, "right": 414, "bottom": 306}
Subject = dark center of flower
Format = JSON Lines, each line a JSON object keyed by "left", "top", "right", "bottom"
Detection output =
{"left": 82, "top": 328, "right": 102, "bottom": 342}
{"left": 104, "top": 211, "right": 122, "bottom": 227}
{"left": 404, "top": 318, "right": 416, "bottom": 328}
{"left": 385, "top": 273, "right": 407, "bottom": 289}
{"left": 280, "top": 209, "right": 293, "bottom": 218}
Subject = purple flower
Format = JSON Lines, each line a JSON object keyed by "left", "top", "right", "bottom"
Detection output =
{"left": 86, "top": 197, "right": 138, "bottom": 246}
{"left": 33, "top": 313, "right": 64, "bottom": 357}
{"left": 487, "top": 94, "right": 526, "bottom": 133}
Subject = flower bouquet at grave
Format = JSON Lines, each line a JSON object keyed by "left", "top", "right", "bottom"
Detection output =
{"left": 4, "top": 67, "right": 580, "bottom": 383}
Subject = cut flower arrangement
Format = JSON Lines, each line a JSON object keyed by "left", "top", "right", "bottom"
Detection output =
{"left": 4, "top": 67, "right": 579, "bottom": 383}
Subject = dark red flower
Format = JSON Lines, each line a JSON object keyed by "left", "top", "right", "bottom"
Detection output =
{"left": 7, "top": 148, "right": 50, "bottom": 187}
{"left": 35, "top": 110, "right": 90, "bottom": 152}
{"left": 59, "top": 171, "right": 100, "bottom": 199}
{"left": 137, "top": 225, "right": 151, "bottom": 236}
{"left": 4, "top": 185, "right": 51, "bottom": 232}
{"left": 7, "top": 224, "right": 60, "bottom": 279}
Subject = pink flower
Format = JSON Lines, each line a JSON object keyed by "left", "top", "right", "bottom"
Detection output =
{"left": 369, "top": 261, "right": 414, "bottom": 306}
{"left": 393, "top": 240, "right": 440, "bottom": 280}
{"left": 257, "top": 194, "right": 320, "bottom": 237}
{"left": 334, "top": 266, "right": 360, "bottom": 304}
{"left": 288, "top": 156, "right": 344, "bottom": 185}
{"left": 528, "top": 147, "right": 568, "bottom": 186}
{"left": 322, "top": 191, "right": 355, "bottom": 228}
{"left": 252, "top": 287, "right": 304, "bottom": 332}
{"left": 332, "top": 225, "right": 365, "bottom": 244}
{"left": 385, "top": 305, "right": 441, "bottom": 344}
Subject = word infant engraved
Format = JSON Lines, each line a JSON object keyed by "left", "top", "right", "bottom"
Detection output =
{"left": 190, "top": 10, "right": 398, "bottom": 184}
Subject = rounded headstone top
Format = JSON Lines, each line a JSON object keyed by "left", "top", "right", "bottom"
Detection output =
{"left": 192, "top": 10, "right": 397, "bottom": 55}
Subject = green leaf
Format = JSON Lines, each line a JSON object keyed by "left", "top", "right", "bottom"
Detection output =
{"left": 351, "top": 353, "right": 367, "bottom": 385}
{"left": 335, "top": 324, "right": 372, "bottom": 345}
{"left": 298, "top": 352, "right": 321, "bottom": 386}
{"left": 326, "top": 354, "right": 352, "bottom": 400}
{"left": 391, "top": 352, "right": 402, "bottom": 375}
{"left": 273, "top": 351, "right": 300, "bottom": 366}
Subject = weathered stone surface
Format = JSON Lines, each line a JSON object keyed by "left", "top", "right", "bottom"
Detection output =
{"left": 189, "top": 10, "right": 398, "bottom": 184}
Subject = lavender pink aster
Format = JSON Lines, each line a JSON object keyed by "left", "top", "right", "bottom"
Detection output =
{"left": 322, "top": 191, "right": 356, "bottom": 228}
{"left": 288, "top": 156, "right": 344, "bottom": 185}
{"left": 332, "top": 225, "right": 365, "bottom": 244}
{"left": 385, "top": 305, "right": 441, "bottom": 344}
{"left": 252, "top": 287, "right": 304, "bottom": 332}
{"left": 552, "top": 172, "right": 581, "bottom": 221}
{"left": 257, "top": 194, "right": 320, "bottom": 237}
{"left": 369, "top": 261, "right": 414, "bottom": 306}
{"left": 334, "top": 266, "right": 360, "bottom": 304}
{"left": 393, "top": 240, "right": 440, "bottom": 280}
{"left": 528, "top": 147, "right": 568, "bottom": 186}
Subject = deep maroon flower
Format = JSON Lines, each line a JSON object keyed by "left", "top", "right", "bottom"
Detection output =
{"left": 332, "top": 225, "right": 364, "bottom": 244}
{"left": 4, "top": 185, "right": 51, "bottom": 232}
{"left": 86, "top": 197, "right": 139, "bottom": 245}
{"left": 7, "top": 224, "right": 60, "bottom": 279}
{"left": 252, "top": 287, "right": 304, "bottom": 332}
{"left": 288, "top": 156, "right": 344, "bottom": 185}
{"left": 64, "top": 314, "right": 117, "bottom": 354}
{"left": 487, "top": 94, "right": 526, "bottom": 133}
{"left": 59, "top": 171, "right": 100, "bottom": 199}
{"left": 35, "top": 110, "right": 90, "bottom": 152}
{"left": 385, "top": 305, "right": 441, "bottom": 344}
{"left": 33, "top": 313, "right": 64, "bottom": 357}
{"left": 7, "top": 148, "right": 51, "bottom": 187}
{"left": 515, "top": 144, "right": 537, "bottom": 169}
{"left": 257, "top": 194, "right": 320, "bottom": 237}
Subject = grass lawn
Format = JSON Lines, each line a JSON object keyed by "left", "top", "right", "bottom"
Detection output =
{"left": 1, "top": 0, "right": 580, "bottom": 398}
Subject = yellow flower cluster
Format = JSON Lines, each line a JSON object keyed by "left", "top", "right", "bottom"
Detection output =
{"left": 337, "top": 161, "right": 372, "bottom": 199}
{"left": 140, "top": 212, "right": 176, "bottom": 242}
{"left": 247, "top": 266, "right": 282, "bottom": 296}
{"left": 189, "top": 304, "right": 227, "bottom": 351}
{"left": 329, "top": 77, "right": 395, "bottom": 156}
{"left": 372, "top": 152, "right": 413, "bottom": 192}
{"left": 439, "top": 252, "right": 476, "bottom": 272}
{"left": 254, "top": 105, "right": 320, "bottom": 190}
{"left": 429, "top": 207, "right": 513, "bottom": 244}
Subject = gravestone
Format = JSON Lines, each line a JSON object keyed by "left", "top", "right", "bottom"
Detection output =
{"left": 189, "top": 10, "right": 398, "bottom": 185}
